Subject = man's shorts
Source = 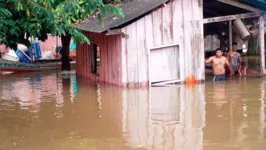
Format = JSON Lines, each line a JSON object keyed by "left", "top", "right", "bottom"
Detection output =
{"left": 213, "top": 74, "right": 226, "bottom": 81}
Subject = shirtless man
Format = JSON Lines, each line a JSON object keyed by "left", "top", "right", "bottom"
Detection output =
{"left": 226, "top": 42, "right": 242, "bottom": 76}
{"left": 205, "top": 48, "right": 231, "bottom": 81}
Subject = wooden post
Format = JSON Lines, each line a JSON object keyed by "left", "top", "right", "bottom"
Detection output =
{"left": 229, "top": 20, "right": 233, "bottom": 52}
{"left": 259, "top": 16, "right": 266, "bottom": 76}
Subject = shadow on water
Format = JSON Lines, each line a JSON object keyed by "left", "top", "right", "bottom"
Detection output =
{"left": 0, "top": 71, "right": 265, "bottom": 150}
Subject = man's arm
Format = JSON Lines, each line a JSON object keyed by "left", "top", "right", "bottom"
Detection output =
{"left": 226, "top": 52, "right": 230, "bottom": 61}
{"left": 225, "top": 57, "right": 231, "bottom": 68}
{"left": 205, "top": 57, "right": 213, "bottom": 64}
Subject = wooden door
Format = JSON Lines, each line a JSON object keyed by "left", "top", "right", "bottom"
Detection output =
{"left": 149, "top": 45, "right": 180, "bottom": 84}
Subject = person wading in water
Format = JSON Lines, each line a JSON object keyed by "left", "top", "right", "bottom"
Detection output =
{"left": 226, "top": 42, "right": 242, "bottom": 76}
{"left": 205, "top": 48, "right": 231, "bottom": 81}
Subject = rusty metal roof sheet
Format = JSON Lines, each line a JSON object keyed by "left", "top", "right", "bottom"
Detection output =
{"left": 76, "top": 0, "right": 169, "bottom": 33}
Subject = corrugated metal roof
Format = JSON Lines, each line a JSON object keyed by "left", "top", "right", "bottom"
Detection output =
{"left": 76, "top": 0, "right": 169, "bottom": 33}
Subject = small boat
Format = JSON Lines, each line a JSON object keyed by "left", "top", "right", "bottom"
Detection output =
{"left": 0, "top": 58, "right": 76, "bottom": 72}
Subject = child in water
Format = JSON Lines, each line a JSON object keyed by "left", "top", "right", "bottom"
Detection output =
{"left": 240, "top": 59, "right": 247, "bottom": 76}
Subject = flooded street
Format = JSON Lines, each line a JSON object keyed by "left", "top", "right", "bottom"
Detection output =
{"left": 0, "top": 71, "right": 266, "bottom": 150}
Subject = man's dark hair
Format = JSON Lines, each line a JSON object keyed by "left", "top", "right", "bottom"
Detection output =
{"left": 233, "top": 42, "right": 237, "bottom": 46}
{"left": 215, "top": 48, "right": 223, "bottom": 52}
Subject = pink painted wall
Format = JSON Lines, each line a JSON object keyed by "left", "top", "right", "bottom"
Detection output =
{"left": 0, "top": 45, "right": 10, "bottom": 53}
{"left": 39, "top": 35, "right": 62, "bottom": 52}
{"left": 76, "top": 32, "right": 123, "bottom": 86}
{"left": 0, "top": 35, "right": 62, "bottom": 53}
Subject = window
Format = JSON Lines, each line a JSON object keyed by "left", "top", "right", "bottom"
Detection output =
{"left": 91, "top": 43, "right": 100, "bottom": 76}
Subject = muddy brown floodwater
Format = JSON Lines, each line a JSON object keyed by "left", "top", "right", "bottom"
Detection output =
{"left": 0, "top": 71, "right": 266, "bottom": 150}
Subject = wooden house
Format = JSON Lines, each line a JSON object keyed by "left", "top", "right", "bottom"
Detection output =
{"left": 76, "top": 0, "right": 204, "bottom": 87}
{"left": 76, "top": 0, "right": 266, "bottom": 87}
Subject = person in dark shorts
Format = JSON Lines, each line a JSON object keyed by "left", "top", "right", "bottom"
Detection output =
{"left": 212, "top": 74, "right": 226, "bottom": 81}
{"left": 205, "top": 48, "right": 231, "bottom": 82}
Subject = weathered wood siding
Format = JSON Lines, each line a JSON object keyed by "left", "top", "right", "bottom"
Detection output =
{"left": 76, "top": 32, "right": 122, "bottom": 86}
{"left": 121, "top": 0, "right": 204, "bottom": 85}
{"left": 77, "top": 0, "right": 204, "bottom": 87}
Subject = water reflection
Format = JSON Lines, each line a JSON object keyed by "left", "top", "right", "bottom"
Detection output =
{"left": 122, "top": 85, "right": 206, "bottom": 150}
{"left": 204, "top": 79, "right": 266, "bottom": 150}
{"left": 259, "top": 81, "right": 265, "bottom": 141}
{"left": 0, "top": 72, "right": 266, "bottom": 150}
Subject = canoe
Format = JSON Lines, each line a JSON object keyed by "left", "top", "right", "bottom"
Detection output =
{"left": 0, "top": 58, "right": 75, "bottom": 72}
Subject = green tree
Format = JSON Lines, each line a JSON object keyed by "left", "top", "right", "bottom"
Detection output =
{"left": 0, "top": 7, "right": 11, "bottom": 17}
{"left": 0, "top": 0, "right": 55, "bottom": 48}
{"left": 51, "top": 0, "right": 124, "bottom": 71}
{"left": 0, "top": 0, "right": 124, "bottom": 71}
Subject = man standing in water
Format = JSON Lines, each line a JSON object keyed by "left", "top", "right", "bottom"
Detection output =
{"left": 226, "top": 42, "right": 242, "bottom": 76}
{"left": 205, "top": 48, "right": 231, "bottom": 81}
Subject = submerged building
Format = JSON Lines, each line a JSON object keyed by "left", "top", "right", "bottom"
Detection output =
{"left": 76, "top": 0, "right": 266, "bottom": 87}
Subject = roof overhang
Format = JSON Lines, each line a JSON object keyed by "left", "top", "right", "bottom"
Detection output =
{"left": 76, "top": 0, "right": 169, "bottom": 33}
{"left": 238, "top": 0, "right": 266, "bottom": 11}
{"left": 217, "top": 0, "right": 263, "bottom": 12}
{"left": 203, "top": 0, "right": 264, "bottom": 19}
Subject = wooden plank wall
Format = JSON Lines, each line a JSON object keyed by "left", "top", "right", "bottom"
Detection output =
{"left": 76, "top": 32, "right": 122, "bottom": 86}
{"left": 121, "top": 0, "right": 204, "bottom": 86}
